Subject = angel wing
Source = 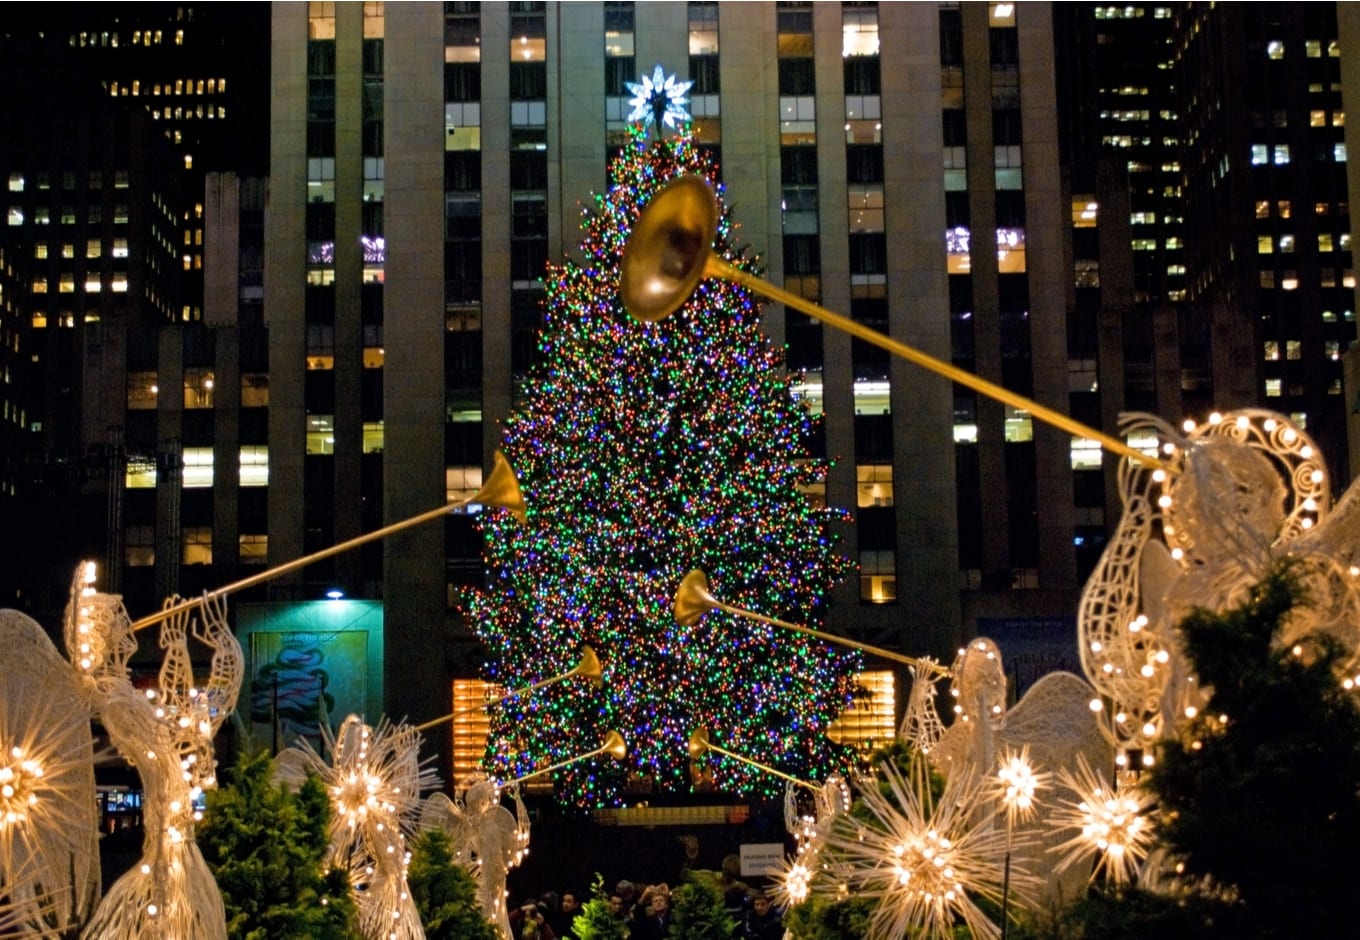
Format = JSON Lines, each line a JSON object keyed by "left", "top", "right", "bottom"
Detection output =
{"left": 419, "top": 792, "right": 475, "bottom": 867}
{"left": 0, "top": 609, "right": 101, "bottom": 935}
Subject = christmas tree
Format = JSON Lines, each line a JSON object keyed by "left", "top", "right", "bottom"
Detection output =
{"left": 464, "top": 79, "right": 860, "bottom": 807}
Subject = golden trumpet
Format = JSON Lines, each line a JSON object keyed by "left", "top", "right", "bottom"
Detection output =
{"left": 131, "top": 449, "right": 526, "bottom": 632}
{"left": 688, "top": 726, "right": 819, "bottom": 790}
{"left": 502, "top": 730, "right": 628, "bottom": 787}
{"left": 620, "top": 175, "right": 1163, "bottom": 472}
{"left": 675, "top": 568, "right": 949, "bottom": 677}
{"left": 412, "top": 644, "right": 603, "bottom": 733}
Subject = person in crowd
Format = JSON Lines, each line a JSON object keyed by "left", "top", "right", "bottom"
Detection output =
{"left": 614, "top": 879, "right": 640, "bottom": 923}
{"left": 556, "top": 888, "right": 584, "bottom": 939}
{"left": 508, "top": 899, "right": 558, "bottom": 940}
{"left": 630, "top": 884, "right": 673, "bottom": 940}
{"left": 742, "top": 886, "right": 784, "bottom": 940}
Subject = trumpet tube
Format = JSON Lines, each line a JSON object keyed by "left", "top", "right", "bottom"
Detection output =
{"left": 130, "top": 450, "right": 525, "bottom": 632}
{"left": 620, "top": 175, "right": 1164, "bottom": 472}
{"left": 412, "top": 645, "right": 601, "bottom": 733}
{"left": 501, "top": 730, "right": 627, "bottom": 786}
{"left": 676, "top": 569, "right": 950, "bottom": 676}
{"left": 688, "top": 727, "right": 819, "bottom": 790}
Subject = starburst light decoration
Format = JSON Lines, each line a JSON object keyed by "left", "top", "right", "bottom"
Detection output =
{"left": 69, "top": 565, "right": 242, "bottom": 940}
{"left": 275, "top": 714, "right": 438, "bottom": 940}
{"left": 1049, "top": 754, "right": 1155, "bottom": 886}
{"left": 991, "top": 747, "right": 1049, "bottom": 829}
{"left": 819, "top": 760, "right": 1030, "bottom": 940}
{"left": 625, "top": 63, "right": 693, "bottom": 132}
{"left": 0, "top": 608, "right": 100, "bottom": 935}
{"left": 1078, "top": 409, "right": 1360, "bottom": 764}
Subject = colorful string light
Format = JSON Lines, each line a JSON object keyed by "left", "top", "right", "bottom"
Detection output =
{"left": 463, "top": 125, "right": 861, "bottom": 807}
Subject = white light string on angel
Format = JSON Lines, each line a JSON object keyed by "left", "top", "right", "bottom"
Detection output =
{"left": 0, "top": 608, "right": 100, "bottom": 935}
{"left": 420, "top": 731, "right": 624, "bottom": 938}
{"left": 929, "top": 638, "right": 1110, "bottom": 907}
{"left": 68, "top": 563, "right": 242, "bottom": 940}
{"left": 1078, "top": 409, "right": 1360, "bottom": 766}
{"left": 275, "top": 715, "right": 438, "bottom": 940}
{"left": 772, "top": 771, "right": 852, "bottom": 909}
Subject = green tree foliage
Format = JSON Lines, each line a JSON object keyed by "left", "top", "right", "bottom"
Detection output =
{"left": 406, "top": 828, "right": 498, "bottom": 940}
{"left": 666, "top": 870, "right": 737, "bottom": 939}
{"left": 1144, "top": 562, "right": 1360, "bottom": 936}
{"left": 573, "top": 874, "right": 631, "bottom": 940}
{"left": 199, "top": 749, "right": 361, "bottom": 940}
{"left": 782, "top": 895, "right": 874, "bottom": 940}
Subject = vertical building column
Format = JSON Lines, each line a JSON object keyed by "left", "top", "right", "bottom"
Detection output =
{"left": 881, "top": 2, "right": 961, "bottom": 659}
{"left": 266, "top": 3, "right": 310, "bottom": 587}
{"left": 1018, "top": 4, "right": 1077, "bottom": 590}
{"left": 332, "top": 3, "right": 365, "bottom": 586}
{"left": 383, "top": 4, "right": 449, "bottom": 767}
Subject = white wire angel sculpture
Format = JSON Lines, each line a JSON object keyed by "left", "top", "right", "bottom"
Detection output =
{"left": 1078, "top": 409, "right": 1360, "bottom": 760}
{"left": 419, "top": 773, "right": 530, "bottom": 939}
{"left": 0, "top": 607, "right": 100, "bottom": 936}
{"left": 67, "top": 563, "right": 243, "bottom": 940}
{"left": 930, "top": 638, "right": 1112, "bottom": 904}
{"left": 274, "top": 714, "right": 438, "bottom": 940}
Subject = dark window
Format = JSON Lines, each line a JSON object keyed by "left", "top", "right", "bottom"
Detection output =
{"left": 511, "top": 240, "right": 547, "bottom": 281}
{"left": 849, "top": 233, "right": 887, "bottom": 274}
{"left": 990, "top": 28, "right": 1019, "bottom": 67}
{"left": 509, "top": 62, "right": 547, "bottom": 99}
{"left": 993, "top": 107, "right": 1022, "bottom": 145}
{"left": 781, "top": 146, "right": 819, "bottom": 184}
{"left": 445, "top": 5, "right": 480, "bottom": 46}
{"left": 778, "top": 58, "right": 816, "bottom": 95}
{"left": 445, "top": 63, "right": 481, "bottom": 102}
{"left": 605, "top": 57, "right": 636, "bottom": 96}
{"left": 846, "top": 145, "right": 884, "bottom": 183}
{"left": 995, "top": 191, "right": 1025, "bottom": 228}
{"left": 362, "top": 39, "right": 383, "bottom": 75}
{"left": 854, "top": 413, "right": 893, "bottom": 459}
{"left": 690, "top": 54, "right": 720, "bottom": 94}
{"left": 843, "top": 56, "right": 880, "bottom": 95}
{"left": 939, "top": 8, "right": 963, "bottom": 67}
{"left": 445, "top": 151, "right": 481, "bottom": 190}
{"left": 943, "top": 109, "right": 967, "bottom": 146}
{"left": 510, "top": 151, "right": 548, "bottom": 189}
{"left": 945, "top": 191, "right": 970, "bottom": 228}
{"left": 783, "top": 234, "right": 821, "bottom": 274}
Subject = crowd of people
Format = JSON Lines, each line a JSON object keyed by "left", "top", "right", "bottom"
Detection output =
{"left": 505, "top": 871, "right": 786, "bottom": 939}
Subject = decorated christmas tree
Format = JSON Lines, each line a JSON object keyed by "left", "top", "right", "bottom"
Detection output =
{"left": 463, "top": 69, "right": 861, "bottom": 807}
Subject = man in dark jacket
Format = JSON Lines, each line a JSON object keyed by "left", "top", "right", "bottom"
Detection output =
{"left": 742, "top": 887, "right": 784, "bottom": 940}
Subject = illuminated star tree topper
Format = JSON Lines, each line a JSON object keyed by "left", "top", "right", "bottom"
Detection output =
{"left": 626, "top": 63, "right": 693, "bottom": 134}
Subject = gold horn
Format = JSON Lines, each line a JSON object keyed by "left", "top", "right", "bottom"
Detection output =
{"left": 501, "top": 730, "right": 628, "bottom": 786}
{"left": 131, "top": 449, "right": 527, "bottom": 632}
{"left": 678, "top": 569, "right": 950, "bottom": 677}
{"left": 479, "top": 448, "right": 528, "bottom": 523}
{"left": 688, "top": 726, "right": 819, "bottom": 790}
{"left": 674, "top": 569, "right": 719, "bottom": 627}
{"left": 687, "top": 726, "right": 712, "bottom": 761}
{"left": 412, "top": 643, "right": 603, "bottom": 733}
{"left": 619, "top": 175, "right": 1163, "bottom": 472}
{"left": 619, "top": 175, "right": 719, "bottom": 323}
{"left": 571, "top": 644, "right": 605, "bottom": 688}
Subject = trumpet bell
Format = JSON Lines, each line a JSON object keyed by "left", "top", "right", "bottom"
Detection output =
{"left": 573, "top": 644, "right": 604, "bottom": 688}
{"left": 477, "top": 449, "right": 527, "bottom": 522}
{"left": 620, "top": 175, "right": 719, "bottom": 324}
{"left": 674, "top": 569, "right": 718, "bottom": 627}
{"left": 687, "top": 726, "right": 712, "bottom": 761}
{"left": 602, "top": 730, "right": 628, "bottom": 761}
